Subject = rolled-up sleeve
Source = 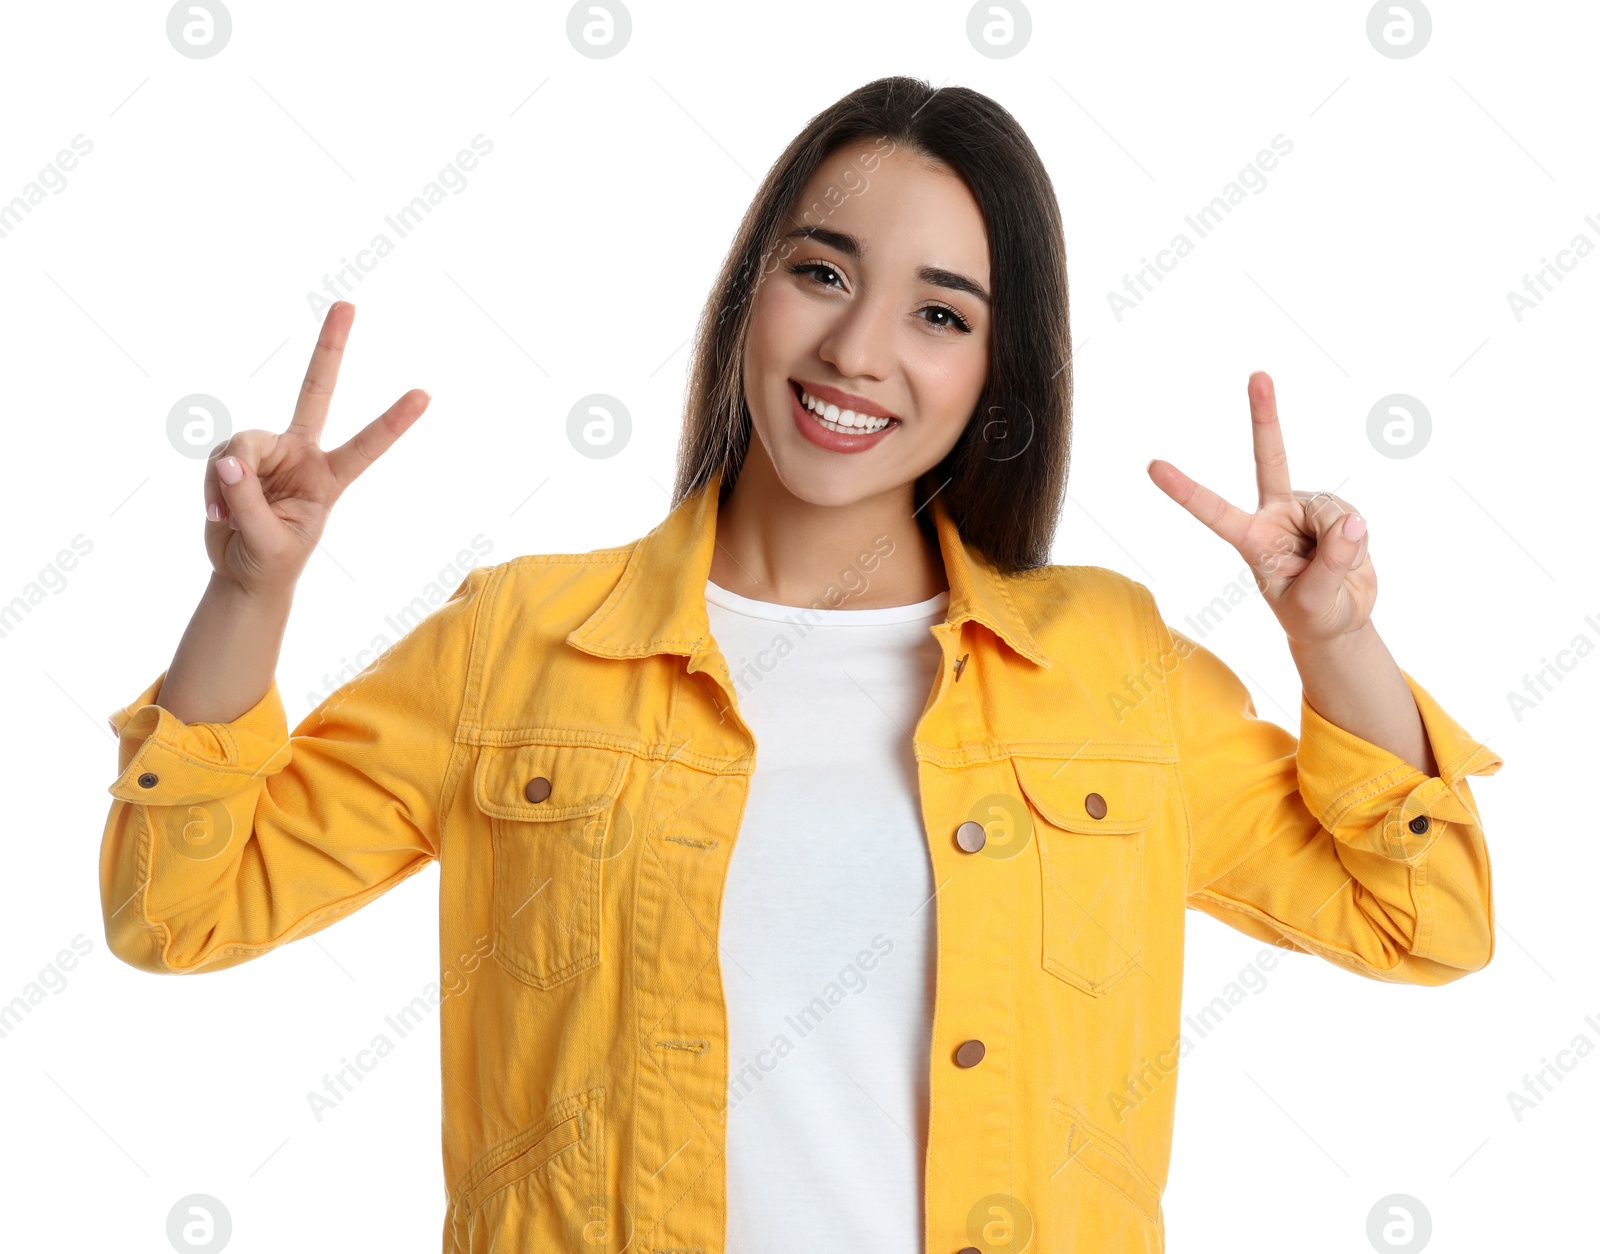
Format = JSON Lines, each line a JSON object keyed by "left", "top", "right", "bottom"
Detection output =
{"left": 107, "top": 673, "right": 294, "bottom": 806}
{"left": 99, "top": 566, "right": 492, "bottom": 975}
{"left": 1159, "top": 610, "right": 1504, "bottom": 986}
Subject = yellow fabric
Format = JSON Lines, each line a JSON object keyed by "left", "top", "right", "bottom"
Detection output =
{"left": 100, "top": 465, "right": 1502, "bottom": 1252}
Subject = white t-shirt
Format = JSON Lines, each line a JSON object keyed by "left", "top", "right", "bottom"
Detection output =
{"left": 706, "top": 576, "right": 948, "bottom": 1252}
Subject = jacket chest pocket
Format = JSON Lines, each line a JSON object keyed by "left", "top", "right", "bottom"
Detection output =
{"left": 1010, "top": 754, "right": 1159, "bottom": 996}
{"left": 473, "top": 743, "right": 634, "bottom": 990}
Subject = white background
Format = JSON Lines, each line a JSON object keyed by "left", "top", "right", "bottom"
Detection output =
{"left": 1, "top": 1, "right": 1591, "bottom": 1250}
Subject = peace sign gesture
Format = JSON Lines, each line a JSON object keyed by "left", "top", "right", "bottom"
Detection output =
{"left": 203, "top": 301, "right": 431, "bottom": 599}
{"left": 1147, "top": 371, "right": 1375, "bottom": 646}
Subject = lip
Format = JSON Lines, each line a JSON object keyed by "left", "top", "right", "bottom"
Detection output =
{"left": 792, "top": 378, "right": 899, "bottom": 420}
{"left": 789, "top": 380, "right": 899, "bottom": 454}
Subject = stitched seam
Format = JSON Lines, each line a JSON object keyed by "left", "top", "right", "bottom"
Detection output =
{"left": 635, "top": 1031, "right": 724, "bottom": 1247}
{"left": 475, "top": 746, "right": 631, "bottom": 821}
{"left": 915, "top": 739, "right": 1176, "bottom": 768}
{"left": 632, "top": 830, "right": 730, "bottom": 1245}
{"left": 1051, "top": 1097, "right": 1161, "bottom": 1224}
{"left": 1412, "top": 852, "right": 1433, "bottom": 958}
{"left": 1312, "top": 726, "right": 1500, "bottom": 827}
{"left": 498, "top": 549, "right": 634, "bottom": 568}
{"left": 489, "top": 818, "right": 601, "bottom": 989}
{"left": 157, "top": 856, "right": 438, "bottom": 969}
{"left": 132, "top": 805, "right": 170, "bottom": 965}
{"left": 639, "top": 833, "right": 722, "bottom": 1021}
{"left": 456, "top": 725, "right": 751, "bottom": 775}
{"left": 462, "top": 1111, "right": 584, "bottom": 1212}
{"left": 437, "top": 566, "right": 497, "bottom": 850}
{"left": 120, "top": 737, "right": 291, "bottom": 784}
{"left": 991, "top": 571, "right": 1049, "bottom": 664}
{"left": 457, "top": 1090, "right": 590, "bottom": 1195}
{"left": 1319, "top": 765, "right": 1416, "bottom": 829}
{"left": 641, "top": 1136, "right": 721, "bottom": 1250}
{"left": 599, "top": 639, "right": 705, "bottom": 658}
{"left": 1140, "top": 588, "right": 1194, "bottom": 894}
{"left": 1069, "top": 1102, "right": 1162, "bottom": 1203}
{"left": 1438, "top": 740, "right": 1501, "bottom": 779}
{"left": 455, "top": 1087, "right": 602, "bottom": 1210}
{"left": 646, "top": 767, "right": 730, "bottom": 841}
{"left": 577, "top": 529, "right": 654, "bottom": 641}
{"left": 1187, "top": 889, "right": 1401, "bottom": 976}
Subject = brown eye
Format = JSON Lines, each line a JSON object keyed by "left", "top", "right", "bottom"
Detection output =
{"left": 918, "top": 304, "right": 972, "bottom": 334}
{"left": 790, "top": 262, "right": 844, "bottom": 289}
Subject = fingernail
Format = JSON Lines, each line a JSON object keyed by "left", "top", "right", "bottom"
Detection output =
{"left": 207, "top": 501, "right": 221, "bottom": 522}
{"left": 1342, "top": 512, "right": 1366, "bottom": 540}
{"left": 218, "top": 456, "right": 242, "bottom": 485}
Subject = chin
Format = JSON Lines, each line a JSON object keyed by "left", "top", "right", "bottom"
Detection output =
{"left": 776, "top": 469, "right": 883, "bottom": 510}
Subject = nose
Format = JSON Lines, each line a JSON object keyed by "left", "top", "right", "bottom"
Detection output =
{"left": 815, "top": 290, "right": 896, "bottom": 385}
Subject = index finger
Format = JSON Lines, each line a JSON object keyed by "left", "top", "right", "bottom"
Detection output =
{"left": 287, "top": 301, "right": 356, "bottom": 443}
{"left": 1148, "top": 458, "right": 1253, "bottom": 550}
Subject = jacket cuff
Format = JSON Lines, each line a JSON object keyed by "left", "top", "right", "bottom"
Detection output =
{"left": 1297, "top": 670, "right": 1503, "bottom": 862}
{"left": 106, "top": 670, "right": 293, "bottom": 804}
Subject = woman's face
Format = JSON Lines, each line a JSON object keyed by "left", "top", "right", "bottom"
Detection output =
{"left": 740, "top": 139, "right": 993, "bottom": 508}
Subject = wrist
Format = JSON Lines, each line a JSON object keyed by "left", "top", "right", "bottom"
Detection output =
{"left": 207, "top": 570, "right": 295, "bottom": 615}
{"left": 1286, "top": 618, "right": 1379, "bottom": 662}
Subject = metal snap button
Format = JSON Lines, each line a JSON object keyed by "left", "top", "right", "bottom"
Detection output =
{"left": 955, "top": 820, "right": 986, "bottom": 853}
{"left": 524, "top": 776, "right": 552, "bottom": 804}
{"left": 1084, "top": 791, "right": 1107, "bottom": 820}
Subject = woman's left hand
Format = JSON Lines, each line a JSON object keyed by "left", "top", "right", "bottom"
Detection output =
{"left": 1147, "top": 370, "right": 1375, "bottom": 647}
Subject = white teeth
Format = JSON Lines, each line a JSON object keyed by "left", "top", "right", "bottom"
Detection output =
{"left": 797, "top": 386, "right": 893, "bottom": 434}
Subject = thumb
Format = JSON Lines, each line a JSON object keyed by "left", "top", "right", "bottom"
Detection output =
{"left": 215, "top": 454, "right": 279, "bottom": 538}
{"left": 1295, "top": 509, "right": 1366, "bottom": 608}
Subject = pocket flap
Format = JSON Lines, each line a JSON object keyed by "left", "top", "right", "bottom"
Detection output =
{"left": 1012, "top": 755, "right": 1159, "bottom": 834}
{"left": 473, "top": 743, "right": 631, "bottom": 822}
{"left": 1051, "top": 1097, "right": 1161, "bottom": 1223}
{"left": 461, "top": 1110, "right": 585, "bottom": 1212}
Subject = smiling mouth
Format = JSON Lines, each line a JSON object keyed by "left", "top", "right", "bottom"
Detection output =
{"left": 790, "top": 381, "right": 900, "bottom": 435}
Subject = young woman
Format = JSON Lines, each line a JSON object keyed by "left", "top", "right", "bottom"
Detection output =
{"left": 101, "top": 77, "right": 1502, "bottom": 1253}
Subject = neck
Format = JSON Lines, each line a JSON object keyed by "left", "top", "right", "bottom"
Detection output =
{"left": 707, "top": 451, "right": 948, "bottom": 610}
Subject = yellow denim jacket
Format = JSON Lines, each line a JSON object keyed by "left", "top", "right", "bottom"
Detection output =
{"left": 100, "top": 465, "right": 1502, "bottom": 1253}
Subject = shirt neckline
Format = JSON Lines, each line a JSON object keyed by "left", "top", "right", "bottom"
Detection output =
{"left": 704, "top": 578, "right": 950, "bottom": 625}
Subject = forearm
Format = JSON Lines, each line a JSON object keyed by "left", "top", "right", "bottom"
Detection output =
{"left": 155, "top": 573, "right": 295, "bottom": 725}
{"left": 1287, "top": 620, "right": 1437, "bottom": 777}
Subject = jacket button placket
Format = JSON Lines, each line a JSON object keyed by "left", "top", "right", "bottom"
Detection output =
{"left": 934, "top": 642, "right": 1011, "bottom": 1247}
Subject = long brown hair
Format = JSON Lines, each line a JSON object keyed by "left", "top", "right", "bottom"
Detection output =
{"left": 670, "top": 75, "right": 1073, "bottom": 574}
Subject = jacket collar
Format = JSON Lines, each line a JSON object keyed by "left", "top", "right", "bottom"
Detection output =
{"left": 566, "top": 465, "right": 1051, "bottom": 669}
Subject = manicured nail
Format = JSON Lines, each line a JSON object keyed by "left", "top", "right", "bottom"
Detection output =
{"left": 1342, "top": 512, "right": 1366, "bottom": 540}
{"left": 207, "top": 501, "right": 221, "bottom": 522}
{"left": 218, "top": 456, "right": 242, "bottom": 485}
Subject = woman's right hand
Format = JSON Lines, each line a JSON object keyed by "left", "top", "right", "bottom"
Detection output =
{"left": 204, "top": 301, "right": 430, "bottom": 600}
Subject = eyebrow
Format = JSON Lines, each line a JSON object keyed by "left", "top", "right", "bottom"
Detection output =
{"left": 782, "top": 224, "right": 991, "bottom": 306}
